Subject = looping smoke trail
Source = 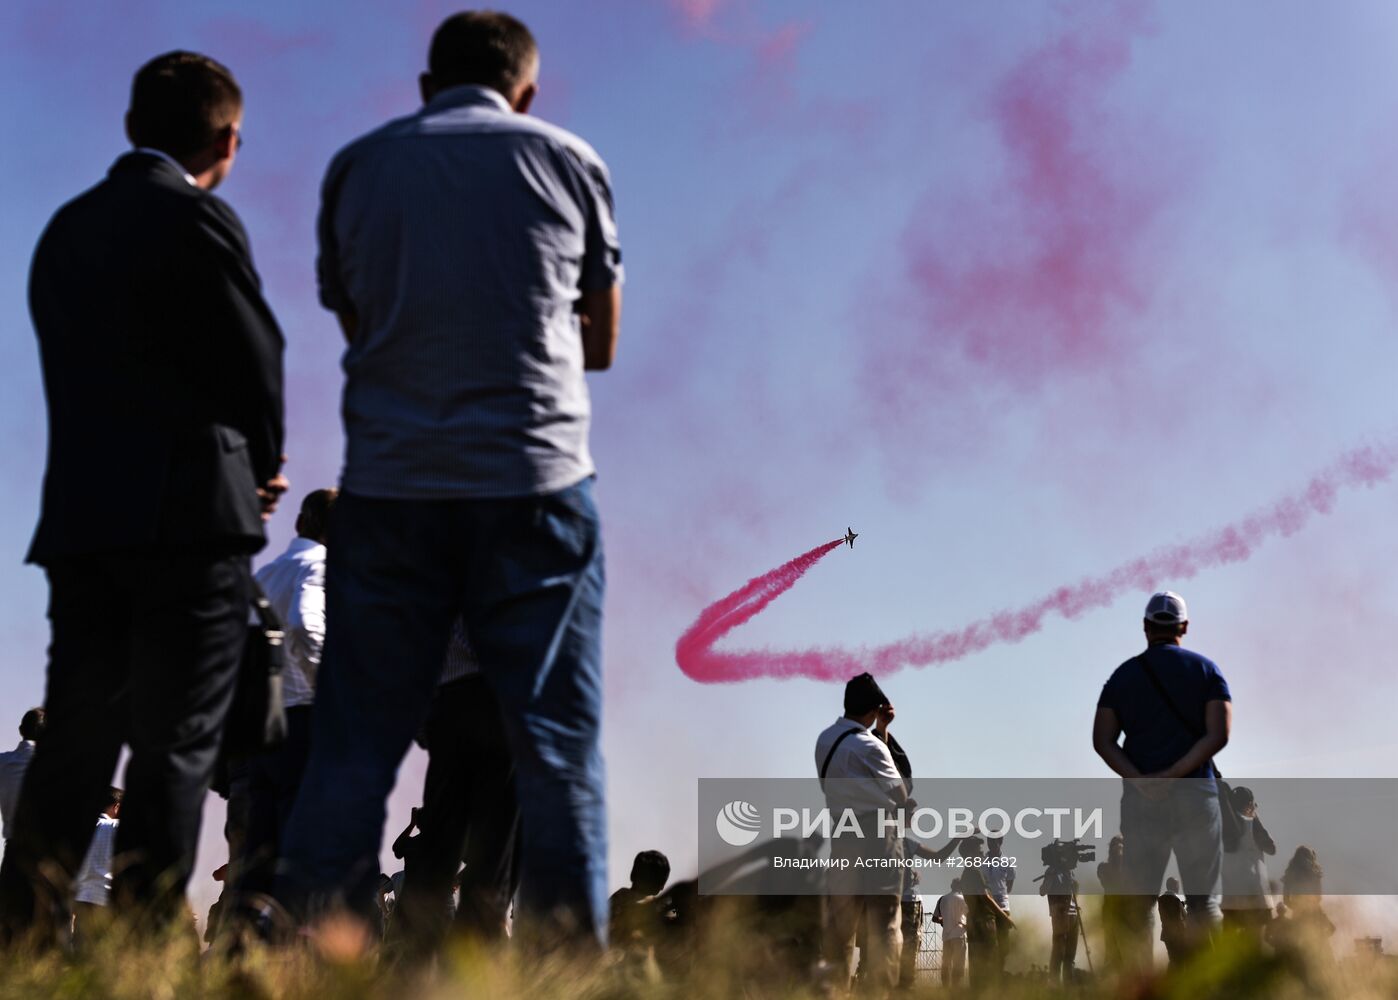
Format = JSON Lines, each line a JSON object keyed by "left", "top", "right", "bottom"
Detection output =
{"left": 676, "top": 442, "right": 1398, "bottom": 684}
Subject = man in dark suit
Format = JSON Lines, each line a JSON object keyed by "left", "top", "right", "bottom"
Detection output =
{"left": 0, "top": 51, "right": 286, "bottom": 943}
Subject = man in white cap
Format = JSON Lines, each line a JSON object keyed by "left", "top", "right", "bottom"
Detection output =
{"left": 1092, "top": 591, "right": 1232, "bottom": 972}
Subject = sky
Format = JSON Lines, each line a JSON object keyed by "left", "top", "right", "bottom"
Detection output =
{"left": 3, "top": 0, "right": 1398, "bottom": 940}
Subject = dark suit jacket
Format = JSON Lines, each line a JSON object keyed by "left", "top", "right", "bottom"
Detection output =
{"left": 27, "top": 152, "right": 285, "bottom": 564}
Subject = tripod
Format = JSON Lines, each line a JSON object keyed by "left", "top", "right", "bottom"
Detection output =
{"left": 1074, "top": 890, "right": 1094, "bottom": 975}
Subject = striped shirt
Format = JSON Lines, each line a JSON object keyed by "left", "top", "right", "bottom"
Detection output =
{"left": 74, "top": 815, "right": 118, "bottom": 905}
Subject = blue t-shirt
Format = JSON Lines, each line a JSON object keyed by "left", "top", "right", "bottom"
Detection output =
{"left": 1097, "top": 645, "right": 1231, "bottom": 780}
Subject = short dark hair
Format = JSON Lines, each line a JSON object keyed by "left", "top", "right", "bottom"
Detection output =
{"left": 108, "top": 787, "right": 124, "bottom": 808}
{"left": 428, "top": 11, "right": 538, "bottom": 96}
{"left": 19, "top": 707, "right": 45, "bottom": 741}
{"left": 1144, "top": 619, "right": 1186, "bottom": 639}
{"left": 629, "top": 850, "right": 670, "bottom": 893}
{"left": 128, "top": 51, "right": 242, "bottom": 159}
{"left": 297, "top": 488, "right": 339, "bottom": 541}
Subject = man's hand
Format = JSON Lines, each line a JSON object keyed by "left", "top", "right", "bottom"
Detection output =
{"left": 259, "top": 458, "right": 290, "bottom": 520}
{"left": 1129, "top": 776, "right": 1172, "bottom": 802}
{"left": 577, "top": 286, "right": 620, "bottom": 370}
{"left": 875, "top": 702, "right": 896, "bottom": 736}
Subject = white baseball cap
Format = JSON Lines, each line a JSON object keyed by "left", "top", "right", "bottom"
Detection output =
{"left": 1144, "top": 591, "right": 1188, "bottom": 625}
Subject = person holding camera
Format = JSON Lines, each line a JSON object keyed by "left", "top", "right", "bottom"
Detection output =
{"left": 1039, "top": 845, "right": 1082, "bottom": 985}
{"left": 1221, "top": 785, "right": 1276, "bottom": 942}
{"left": 815, "top": 673, "right": 908, "bottom": 993}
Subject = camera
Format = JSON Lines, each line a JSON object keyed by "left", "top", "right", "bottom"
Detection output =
{"left": 1040, "top": 838, "right": 1096, "bottom": 871}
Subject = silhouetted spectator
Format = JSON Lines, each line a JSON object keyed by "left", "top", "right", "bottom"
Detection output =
{"left": 280, "top": 10, "right": 622, "bottom": 948}
{"left": 0, "top": 709, "right": 45, "bottom": 843}
{"left": 1098, "top": 835, "right": 1129, "bottom": 971}
{"left": 1093, "top": 591, "right": 1231, "bottom": 970}
{"left": 609, "top": 850, "right": 671, "bottom": 947}
{"left": 932, "top": 878, "right": 968, "bottom": 987}
{"left": 1157, "top": 876, "right": 1188, "bottom": 967}
{"left": 957, "top": 837, "right": 1014, "bottom": 990}
{"left": 0, "top": 49, "right": 285, "bottom": 944}
{"left": 1277, "top": 848, "right": 1333, "bottom": 944}
{"left": 232, "top": 488, "right": 337, "bottom": 914}
{"left": 1040, "top": 856, "right": 1079, "bottom": 984}
{"left": 982, "top": 835, "right": 1016, "bottom": 916}
{"left": 815, "top": 673, "right": 909, "bottom": 992}
{"left": 71, "top": 788, "right": 122, "bottom": 944}
{"left": 394, "top": 621, "right": 520, "bottom": 957}
{"left": 1221, "top": 785, "right": 1276, "bottom": 941}
{"left": 896, "top": 850, "right": 924, "bottom": 991}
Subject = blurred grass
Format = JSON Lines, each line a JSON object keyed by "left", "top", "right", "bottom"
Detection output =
{"left": 0, "top": 912, "right": 1394, "bottom": 1000}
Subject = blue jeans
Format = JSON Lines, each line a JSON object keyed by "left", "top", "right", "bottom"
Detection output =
{"left": 1120, "top": 779, "right": 1222, "bottom": 963}
{"left": 278, "top": 478, "right": 606, "bottom": 946}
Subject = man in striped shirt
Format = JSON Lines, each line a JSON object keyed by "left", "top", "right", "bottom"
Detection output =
{"left": 233, "top": 489, "right": 337, "bottom": 909}
{"left": 71, "top": 788, "right": 122, "bottom": 943}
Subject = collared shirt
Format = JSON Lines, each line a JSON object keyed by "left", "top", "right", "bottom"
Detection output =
{"left": 0, "top": 740, "right": 36, "bottom": 839}
{"left": 983, "top": 861, "right": 1015, "bottom": 911}
{"left": 317, "top": 84, "right": 624, "bottom": 501}
{"left": 254, "top": 537, "right": 326, "bottom": 708}
{"left": 814, "top": 717, "right": 904, "bottom": 814}
{"left": 74, "top": 814, "right": 118, "bottom": 905}
{"left": 933, "top": 892, "right": 968, "bottom": 939}
{"left": 130, "top": 147, "right": 197, "bottom": 186}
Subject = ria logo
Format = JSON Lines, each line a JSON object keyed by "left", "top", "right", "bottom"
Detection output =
{"left": 716, "top": 800, "right": 762, "bottom": 847}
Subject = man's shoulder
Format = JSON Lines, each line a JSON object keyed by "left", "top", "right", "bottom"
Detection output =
{"left": 329, "top": 108, "right": 610, "bottom": 180}
{"left": 511, "top": 114, "right": 611, "bottom": 173}
{"left": 1152, "top": 644, "right": 1226, "bottom": 680}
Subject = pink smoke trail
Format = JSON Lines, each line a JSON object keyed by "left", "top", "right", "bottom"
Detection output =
{"left": 676, "top": 442, "right": 1398, "bottom": 683}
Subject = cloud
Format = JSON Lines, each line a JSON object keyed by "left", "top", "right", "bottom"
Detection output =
{"left": 860, "top": 2, "right": 1181, "bottom": 449}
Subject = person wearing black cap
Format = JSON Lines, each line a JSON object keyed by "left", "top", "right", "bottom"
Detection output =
{"left": 814, "top": 672, "right": 909, "bottom": 994}
{"left": 1092, "top": 591, "right": 1232, "bottom": 971}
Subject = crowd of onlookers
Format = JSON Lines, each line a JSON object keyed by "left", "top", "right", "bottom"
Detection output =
{"left": 0, "top": 5, "right": 1381, "bottom": 997}
{"left": 800, "top": 593, "right": 1352, "bottom": 996}
{"left": 1, "top": 7, "right": 619, "bottom": 958}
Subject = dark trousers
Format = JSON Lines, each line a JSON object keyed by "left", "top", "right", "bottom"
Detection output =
{"left": 1049, "top": 910, "right": 1079, "bottom": 984}
{"left": 279, "top": 480, "right": 606, "bottom": 946}
{"left": 897, "top": 897, "right": 922, "bottom": 988}
{"left": 0, "top": 553, "right": 250, "bottom": 942}
{"left": 967, "top": 936, "right": 1004, "bottom": 990}
{"left": 394, "top": 676, "right": 519, "bottom": 954}
{"left": 233, "top": 705, "right": 314, "bottom": 900}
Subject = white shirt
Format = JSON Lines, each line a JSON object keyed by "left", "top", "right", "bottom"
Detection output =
{"left": 131, "top": 147, "right": 197, "bottom": 186}
{"left": 814, "top": 717, "right": 904, "bottom": 813}
{"left": 74, "top": 814, "right": 118, "bottom": 905}
{"left": 0, "top": 740, "right": 36, "bottom": 840}
{"left": 1222, "top": 816, "right": 1272, "bottom": 911}
{"left": 983, "top": 863, "right": 1014, "bottom": 911}
{"left": 254, "top": 537, "right": 327, "bottom": 709}
{"left": 934, "top": 892, "right": 968, "bottom": 939}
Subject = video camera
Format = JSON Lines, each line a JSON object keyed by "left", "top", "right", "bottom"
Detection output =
{"left": 1040, "top": 838, "right": 1095, "bottom": 871}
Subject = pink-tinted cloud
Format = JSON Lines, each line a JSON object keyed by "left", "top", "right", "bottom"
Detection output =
{"left": 678, "top": 440, "right": 1398, "bottom": 683}
{"left": 863, "top": 0, "right": 1176, "bottom": 429}
{"left": 668, "top": 0, "right": 728, "bottom": 34}
{"left": 1341, "top": 130, "right": 1398, "bottom": 305}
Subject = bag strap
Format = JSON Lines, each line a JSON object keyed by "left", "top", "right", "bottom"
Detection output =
{"left": 1136, "top": 654, "right": 1223, "bottom": 780}
{"left": 249, "top": 580, "right": 284, "bottom": 628}
{"left": 820, "top": 727, "right": 862, "bottom": 787}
